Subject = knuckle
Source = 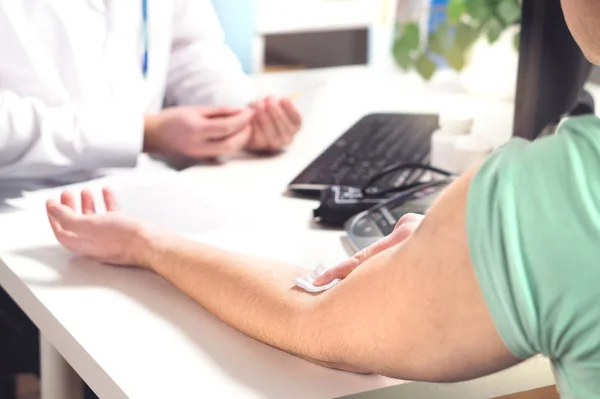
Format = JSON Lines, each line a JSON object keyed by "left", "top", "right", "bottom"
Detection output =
{"left": 394, "top": 224, "right": 412, "bottom": 239}
{"left": 398, "top": 213, "right": 416, "bottom": 224}
{"left": 397, "top": 213, "right": 422, "bottom": 227}
{"left": 354, "top": 248, "right": 370, "bottom": 263}
{"left": 181, "top": 116, "right": 197, "bottom": 132}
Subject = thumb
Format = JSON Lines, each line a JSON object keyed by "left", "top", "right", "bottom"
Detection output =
{"left": 314, "top": 220, "right": 421, "bottom": 287}
{"left": 313, "top": 256, "right": 361, "bottom": 287}
{"left": 394, "top": 213, "right": 424, "bottom": 231}
{"left": 314, "top": 239, "right": 383, "bottom": 287}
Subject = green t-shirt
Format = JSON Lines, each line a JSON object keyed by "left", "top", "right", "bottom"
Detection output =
{"left": 467, "top": 115, "right": 600, "bottom": 398}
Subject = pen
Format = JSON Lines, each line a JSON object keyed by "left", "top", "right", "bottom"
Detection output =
{"left": 288, "top": 82, "right": 326, "bottom": 100}
{"left": 141, "top": 0, "right": 149, "bottom": 78}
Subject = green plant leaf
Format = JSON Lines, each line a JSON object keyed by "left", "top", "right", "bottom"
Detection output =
{"left": 496, "top": 1, "right": 521, "bottom": 25}
{"left": 428, "top": 22, "right": 449, "bottom": 54}
{"left": 393, "top": 39, "right": 413, "bottom": 70}
{"left": 403, "top": 22, "right": 421, "bottom": 51}
{"left": 392, "top": 22, "right": 422, "bottom": 70}
{"left": 447, "top": 0, "right": 466, "bottom": 25}
{"left": 454, "top": 22, "right": 480, "bottom": 50}
{"left": 464, "top": 0, "right": 493, "bottom": 20}
{"left": 415, "top": 54, "right": 437, "bottom": 80}
{"left": 484, "top": 17, "right": 504, "bottom": 43}
{"left": 444, "top": 45, "right": 466, "bottom": 71}
{"left": 513, "top": 30, "right": 520, "bottom": 51}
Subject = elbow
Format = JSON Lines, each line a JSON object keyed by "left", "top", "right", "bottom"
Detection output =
{"left": 291, "top": 301, "right": 374, "bottom": 375}
{"left": 301, "top": 356, "right": 373, "bottom": 375}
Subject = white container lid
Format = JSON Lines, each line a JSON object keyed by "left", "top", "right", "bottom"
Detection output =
{"left": 454, "top": 134, "right": 493, "bottom": 153}
{"left": 439, "top": 110, "right": 474, "bottom": 135}
{"left": 453, "top": 134, "right": 494, "bottom": 173}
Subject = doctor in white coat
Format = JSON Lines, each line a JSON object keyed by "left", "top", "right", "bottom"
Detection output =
{"left": 0, "top": 1, "right": 301, "bottom": 397}
{"left": 0, "top": 0, "right": 302, "bottom": 183}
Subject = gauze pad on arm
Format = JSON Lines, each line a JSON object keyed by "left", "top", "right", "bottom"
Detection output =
{"left": 294, "top": 264, "right": 341, "bottom": 293}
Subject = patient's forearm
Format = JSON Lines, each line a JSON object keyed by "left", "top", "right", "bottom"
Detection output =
{"left": 138, "top": 233, "right": 328, "bottom": 362}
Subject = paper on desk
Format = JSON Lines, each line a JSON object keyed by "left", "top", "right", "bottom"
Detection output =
{"left": 4, "top": 155, "right": 173, "bottom": 205}
{"left": 6, "top": 170, "right": 173, "bottom": 211}
{"left": 6, "top": 171, "right": 243, "bottom": 236}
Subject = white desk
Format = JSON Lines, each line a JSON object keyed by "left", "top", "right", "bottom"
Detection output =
{"left": 0, "top": 66, "right": 557, "bottom": 398}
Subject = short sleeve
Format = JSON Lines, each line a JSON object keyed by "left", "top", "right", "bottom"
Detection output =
{"left": 467, "top": 115, "right": 600, "bottom": 398}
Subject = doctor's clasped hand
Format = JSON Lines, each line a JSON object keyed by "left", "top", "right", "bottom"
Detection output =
{"left": 143, "top": 99, "right": 302, "bottom": 160}
{"left": 247, "top": 96, "right": 303, "bottom": 152}
{"left": 143, "top": 106, "right": 255, "bottom": 160}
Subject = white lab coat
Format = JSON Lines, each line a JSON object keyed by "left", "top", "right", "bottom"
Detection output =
{"left": 0, "top": 0, "right": 254, "bottom": 182}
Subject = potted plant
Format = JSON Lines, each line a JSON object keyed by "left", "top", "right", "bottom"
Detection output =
{"left": 393, "top": 0, "right": 522, "bottom": 97}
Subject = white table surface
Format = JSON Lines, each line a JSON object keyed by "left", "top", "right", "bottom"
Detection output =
{"left": 0, "top": 65, "right": 559, "bottom": 398}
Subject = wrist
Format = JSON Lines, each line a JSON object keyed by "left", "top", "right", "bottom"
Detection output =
{"left": 131, "top": 224, "right": 170, "bottom": 270}
{"left": 143, "top": 113, "right": 162, "bottom": 154}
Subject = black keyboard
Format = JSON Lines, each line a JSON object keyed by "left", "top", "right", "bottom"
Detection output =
{"left": 288, "top": 113, "right": 439, "bottom": 196}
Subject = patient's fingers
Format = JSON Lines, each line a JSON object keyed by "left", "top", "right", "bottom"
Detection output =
{"left": 394, "top": 213, "right": 424, "bottom": 230}
{"left": 314, "top": 236, "right": 394, "bottom": 287}
{"left": 46, "top": 200, "right": 84, "bottom": 232}
{"left": 81, "top": 190, "right": 96, "bottom": 215}
{"left": 61, "top": 191, "right": 77, "bottom": 211}
{"left": 314, "top": 216, "right": 424, "bottom": 287}
{"left": 46, "top": 200, "right": 64, "bottom": 235}
{"left": 102, "top": 188, "right": 120, "bottom": 212}
{"left": 46, "top": 200, "right": 79, "bottom": 243}
{"left": 313, "top": 260, "right": 357, "bottom": 287}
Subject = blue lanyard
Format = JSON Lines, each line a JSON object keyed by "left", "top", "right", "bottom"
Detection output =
{"left": 141, "top": 0, "right": 149, "bottom": 78}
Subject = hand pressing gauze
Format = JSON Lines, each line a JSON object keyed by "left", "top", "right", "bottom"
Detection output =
{"left": 295, "top": 264, "right": 341, "bottom": 293}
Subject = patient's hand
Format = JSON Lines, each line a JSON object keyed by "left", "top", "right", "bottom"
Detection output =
{"left": 313, "top": 213, "right": 424, "bottom": 287}
{"left": 46, "top": 189, "right": 155, "bottom": 268}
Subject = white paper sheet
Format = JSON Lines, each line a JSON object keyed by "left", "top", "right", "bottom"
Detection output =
{"left": 6, "top": 171, "right": 243, "bottom": 236}
{"left": 295, "top": 263, "right": 342, "bottom": 293}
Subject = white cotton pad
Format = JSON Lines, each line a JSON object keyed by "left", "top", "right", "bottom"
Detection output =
{"left": 294, "top": 264, "right": 342, "bottom": 293}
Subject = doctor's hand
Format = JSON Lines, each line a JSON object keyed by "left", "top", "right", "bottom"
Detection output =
{"left": 46, "top": 189, "right": 158, "bottom": 268}
{"left": 313, "top": 213, "right": 425, "bottom": 287}
{"left": 245, "top": 96, "right": 302, "bottom": 153}
{"left": 143, "top": 106, "right": 254, "bottom": 160}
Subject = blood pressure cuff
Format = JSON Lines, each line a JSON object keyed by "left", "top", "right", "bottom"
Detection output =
{"left": 466, "top": 115, "right": 600, "bottom": 399}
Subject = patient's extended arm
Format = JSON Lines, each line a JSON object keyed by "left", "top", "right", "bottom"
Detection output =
{"left": 45, "top": 169, "right": 520, "bottom": 382}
